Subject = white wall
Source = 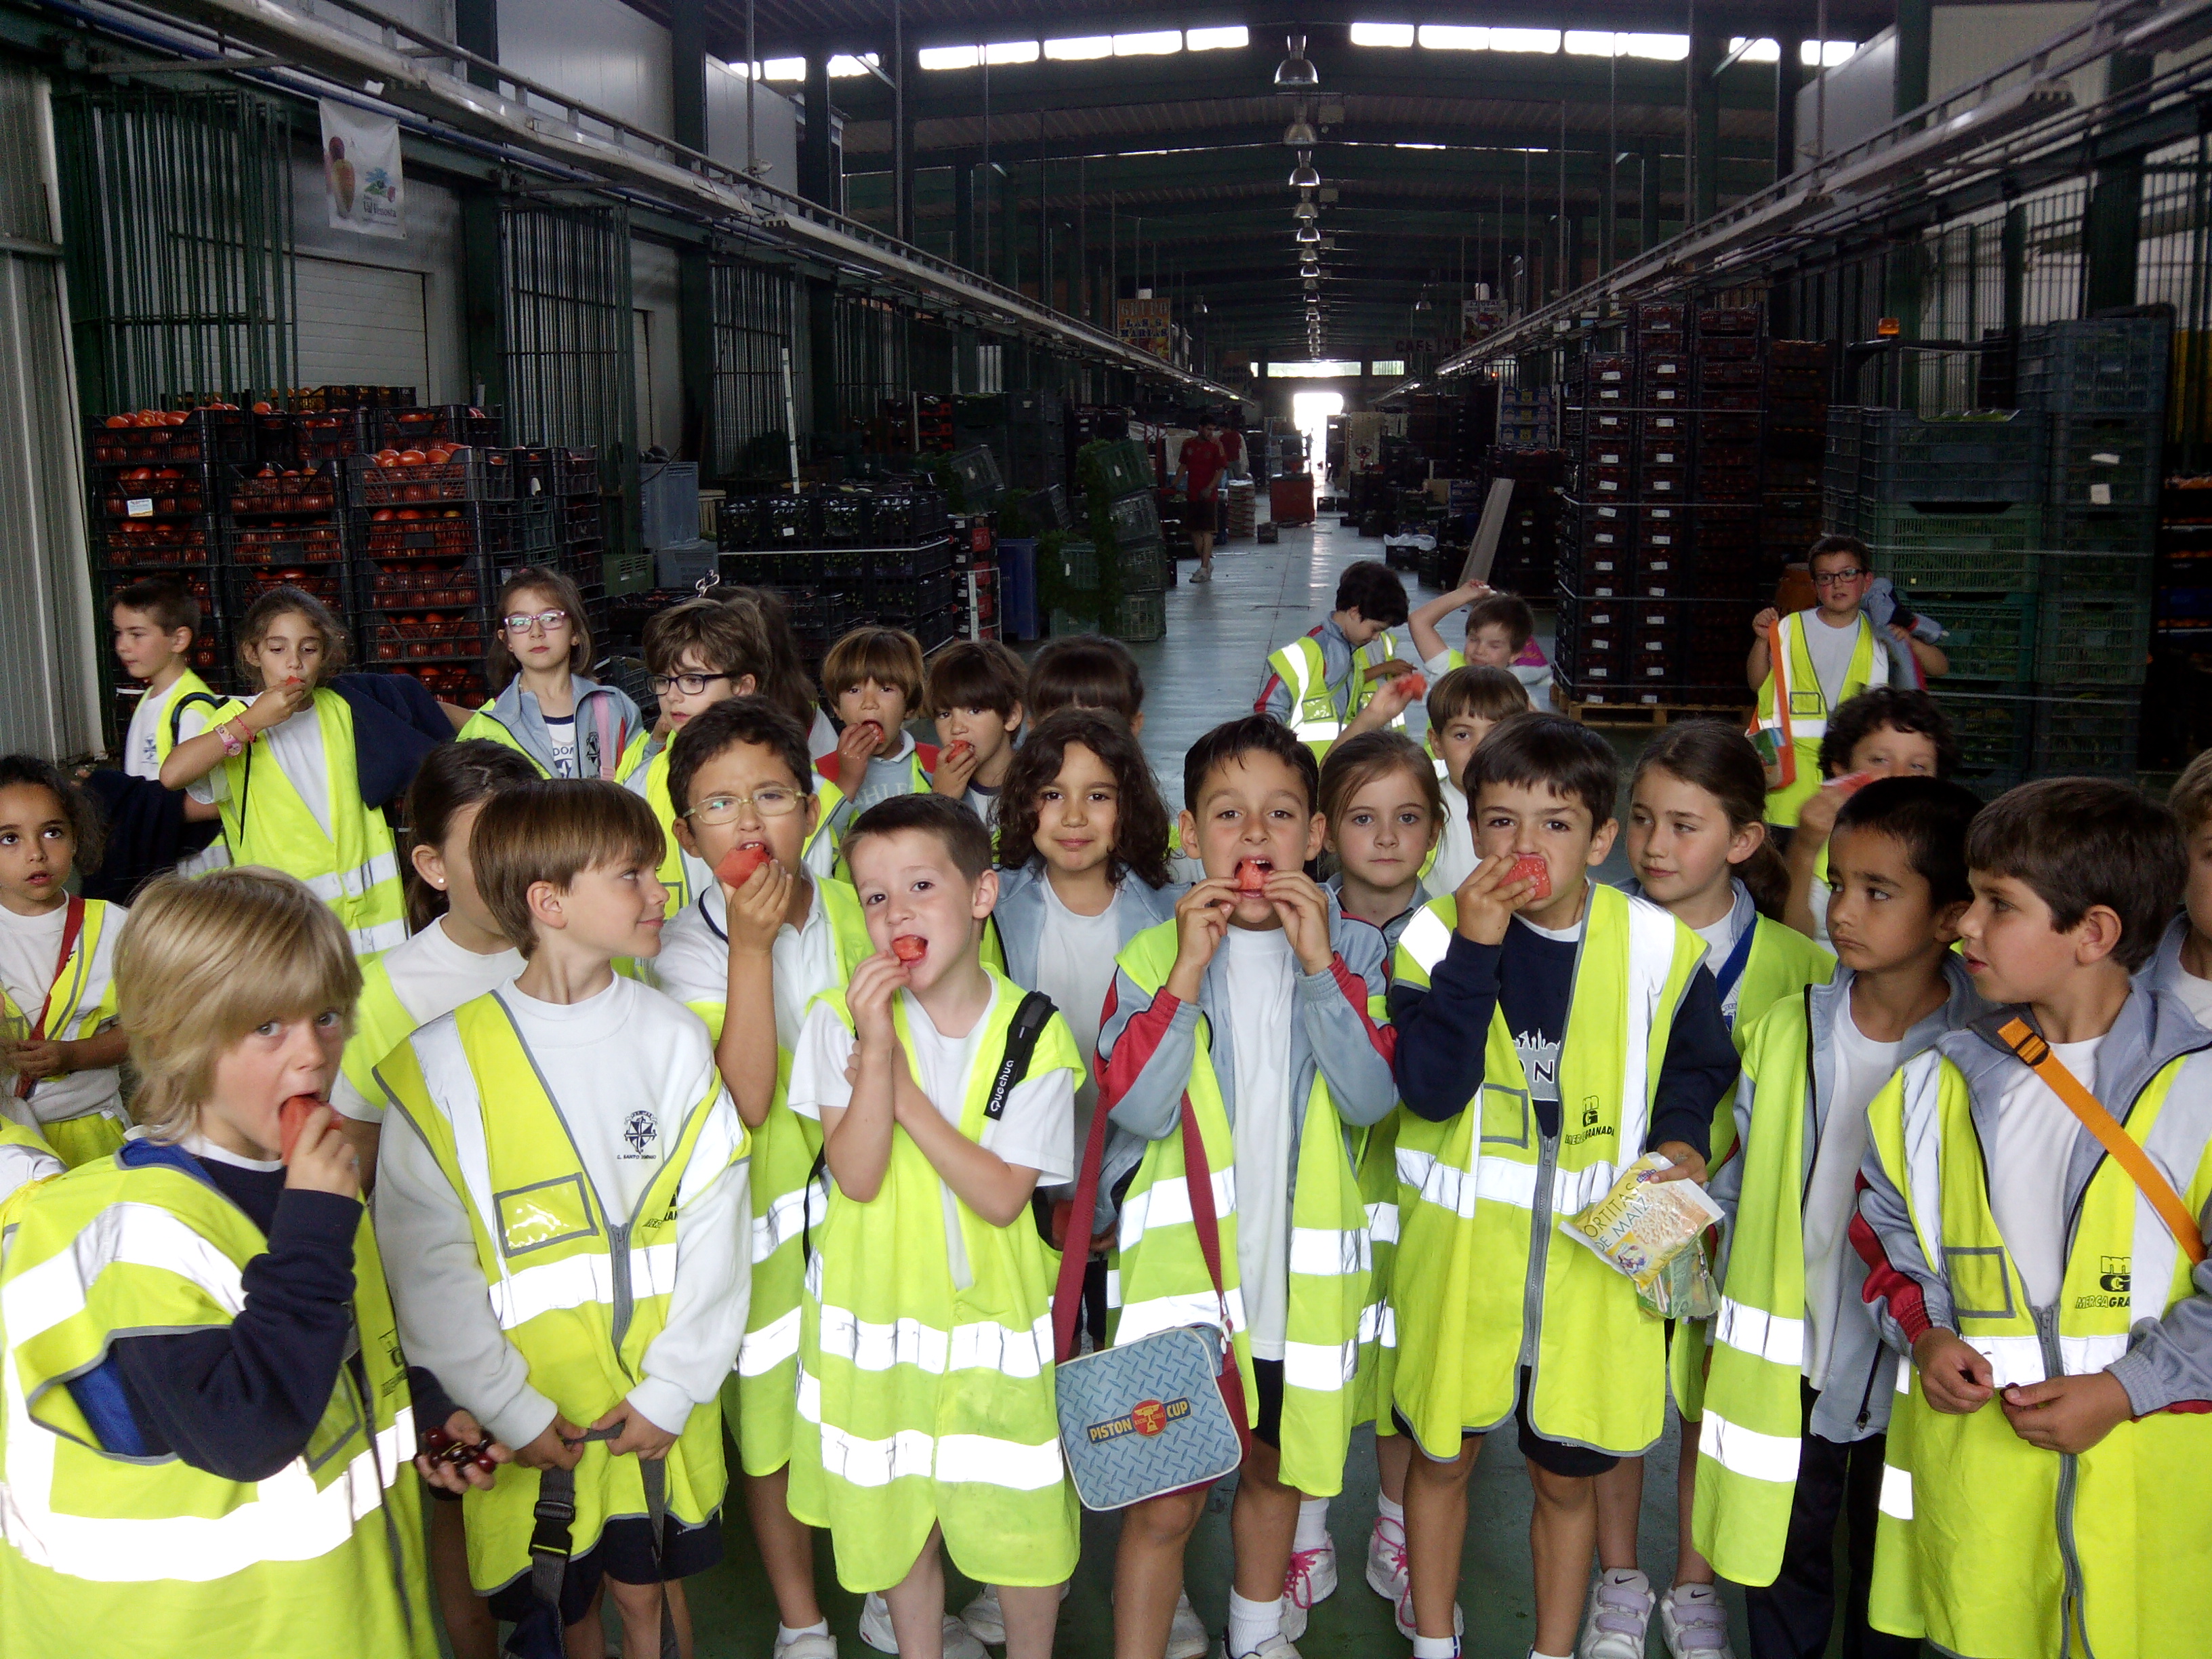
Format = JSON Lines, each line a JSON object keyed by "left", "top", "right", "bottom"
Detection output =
{"left": 1795, "top": 30, "right": 1898, "bottom": 165}
{"left": 499, "top": 0, "right": 674, "bottom": 136}
{"left": 1931, "top": 4, "right": 2102, "bottom": 106}
{"left": 289, "top": 152, "right": 468, "bottom": 403}
{"left": 705, "top": 60, "right": 799, "bottom": 188}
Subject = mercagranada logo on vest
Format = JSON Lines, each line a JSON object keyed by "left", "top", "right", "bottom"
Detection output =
{"left": 1089, "top": 1395, "right": 1191, "bottom": 1443}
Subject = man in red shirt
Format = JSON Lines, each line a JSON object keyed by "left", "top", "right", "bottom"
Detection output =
{"left": 1176, "top": 414, "right": 1229, "bottom": 583}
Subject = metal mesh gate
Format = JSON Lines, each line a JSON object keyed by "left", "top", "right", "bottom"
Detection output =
{"left": 52, "top": 84, "right": 295, "bottom": 412}
{"left": 709, "top": 256, "right": 798, "bottom": 477}
{"left": 501, "top": 196, "right": 636, "bottom": 538}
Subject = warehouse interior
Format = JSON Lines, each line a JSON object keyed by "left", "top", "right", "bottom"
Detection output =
{"left": 3, "top": 0, "right": 2212, "bottom": 1651}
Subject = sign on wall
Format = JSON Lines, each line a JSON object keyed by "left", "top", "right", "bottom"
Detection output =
{"left": 1117, "top": 298, "right": 1172, "bottom": 359}
{"left": 319, "top": 99, "right": 405, "bottom": 239}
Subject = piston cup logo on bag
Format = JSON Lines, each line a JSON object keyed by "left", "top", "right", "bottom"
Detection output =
{"left": 1088, "top": 1395, "right": 1192, "bottom": 1443}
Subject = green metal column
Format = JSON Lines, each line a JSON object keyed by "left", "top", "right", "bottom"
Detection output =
{"left": 678, "top": 247, "right": 713, "bottom": 466}
{"left": 1639, "top": 138, "right": 1660, "bottom": 252}
{"left": 460, "top": 189, "right": 506, "bottom": 410}
{"left": 1775, "top": 35, "right": 1804, "bottom": 184}
{"left": 1691, "top": 33, "right": 1722, "bottom": 225}
{"left": 2003, "top": 200, "right": 2028, "bottom": 332}
{"left": 1895, "top": 0, "right": 1931, "bottom": 119}
{"left": 807, "top": 276, "right": 838, "bottom": 435}
{"left": 953, "top": 152, "right": 977, "bottom": 272}
{"left": 800, "top": 54, "right": 835, "bottom": 207}
{"left": 455, "top": 0, "right": 498, "bottom": 91}
{"left": 2085, "top": 54, "right": 2154, "bottom": 314}
{"left": 671, "top": 0, "right": 706, "bottom": 155}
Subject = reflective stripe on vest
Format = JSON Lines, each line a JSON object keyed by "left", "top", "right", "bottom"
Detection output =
{"left": 1268, "top": 632, "right": 1400, "bottom": 746}
{"left": 207, "top": 690, "right": 406, "bottom": 955}
{"left": 0, "top": 901, "right": 119, "bottom": 1047}
{"left": 1106, "top": 917, "right": 1377, "bottom": 1497}
{"left": 1863, "top": 1042, "right": 2212, "bottom": 1658}
{"left": 787, "top": 970, "right": 1082, "bottom": 1591}
{"left": 0, "top": 1159, "right": 425, "bottom": 1639}
{"left": 1389, "top": 885, "right": 1703, "bottom": 1458}
{"left": 1754, "top": 612, "right": 1877, "bottom": 746}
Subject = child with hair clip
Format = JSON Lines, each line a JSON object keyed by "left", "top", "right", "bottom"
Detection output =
{"left": 0, "top": 756, "right": 132, "bottom": 1168}
{"left": 1313, "top": 729, "right": 1443, "bottom": 1633}
{"left": 160, "top": 586, "right": 407, "bottom": 956}
{"left": 0, "top": 867, "right": 464, "bottom": 1656}
{"left": 457, "top": 566, "right": 640, "bottom": 780}
{"left": 1598, "top": 719, "right": 1837, "bottom": 1658}
{"left": 720, "top": 585, "right": 842, "bottom": 762}
{"left": 330, "top": 739, "right": 538, "bottom": 1175}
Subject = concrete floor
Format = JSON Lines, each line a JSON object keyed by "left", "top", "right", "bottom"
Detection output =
{"left": 659, "top": 521, "right": 1757, "bottom": 1657}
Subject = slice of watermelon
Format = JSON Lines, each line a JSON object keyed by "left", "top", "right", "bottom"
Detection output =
{"left": 1393, "top": 670, "right": 1428, "bottom": 695}
{"left": 1234, "top": 857, "right": 1272, "bottom": 894}
{"left": 858, "top": 719, "right": 884, "bottom": 747}
{"left": 1507, "top": 854, "right": 1552, "bottom": 900}
{"left": 1824, "top": 769, "right": 1876, "bottom": 795}
{"left": 891, "top": 934, "right": 928, "bottom": 963}
{"left": 944, "top": 739, "right": 974, "bottom": 764}
{"left": 718, "top": 843, "right": 772, "bottom": 887}
{"left": 278, "top": 1093, "right": 323, "bottom": 1163}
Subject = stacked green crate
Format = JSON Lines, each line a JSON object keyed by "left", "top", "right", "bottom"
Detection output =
{"left": 2015, "top": 318, "right": 2167, "bottom": 781}
{"left": 1823, "top": 407, "right": 2047, "bottom": 796}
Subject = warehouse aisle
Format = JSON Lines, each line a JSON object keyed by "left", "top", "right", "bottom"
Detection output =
{"left": 670, "top": 525, "right": 1728, "bottom": 1659}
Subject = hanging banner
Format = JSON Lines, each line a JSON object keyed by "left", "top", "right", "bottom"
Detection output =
{"left": 1117, "top": 298, "right": 1172, "bottom": 360}
{"left": 319, "top": 99, "right": 405, "bottom": 239}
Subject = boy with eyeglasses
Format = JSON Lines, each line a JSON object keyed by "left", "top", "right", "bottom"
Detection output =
{"left": 619, "top": 597, "right": 781, "bottom": 912}
{"left": 649, "top": 696, "right": 878, "bottom": 1659}
{"left": 1746, "top": 537, "right": 1938, "bottom": 832}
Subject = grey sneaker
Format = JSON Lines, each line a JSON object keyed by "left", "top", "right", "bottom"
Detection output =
{"left": 1576, "top": 1568, "right": 1654, "bottom": 1659}
{"left": 1657, "top": 1582, "right": 1734, "bottom": 1656}
{"left": 1190, "top": 565, "right": 1212, "bottom": 583}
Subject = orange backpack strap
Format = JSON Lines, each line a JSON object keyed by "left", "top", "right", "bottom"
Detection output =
{"left": 1988, "top": 1014, "right": 2207, "bottom": 1267}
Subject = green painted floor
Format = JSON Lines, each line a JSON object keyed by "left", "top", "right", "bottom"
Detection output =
{"left": 657, "top": 524, "right": 1761, "bottom": 1656}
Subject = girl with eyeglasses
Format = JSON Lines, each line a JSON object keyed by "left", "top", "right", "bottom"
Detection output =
{"left": 455, "top": 567, "right": 641, "bottom": 781}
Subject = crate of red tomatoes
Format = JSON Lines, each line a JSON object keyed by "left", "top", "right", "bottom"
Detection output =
{"left": 346, "top": 444, "right": 514, "bottom": 507}
{"left": 87, "top": 405, "right": 253, "bottom": 467}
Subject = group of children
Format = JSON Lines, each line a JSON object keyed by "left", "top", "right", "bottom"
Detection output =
{"left": 1, "top": 552, "right": 2209, "bottom": 1659}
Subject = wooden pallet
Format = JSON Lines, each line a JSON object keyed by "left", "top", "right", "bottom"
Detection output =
{"left": 1564, "top": 697, "right": 1752, "bottom": 730}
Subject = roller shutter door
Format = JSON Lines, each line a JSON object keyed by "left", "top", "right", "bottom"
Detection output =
{"left": 295, "top": 253, "right": 430, "bottom": 396}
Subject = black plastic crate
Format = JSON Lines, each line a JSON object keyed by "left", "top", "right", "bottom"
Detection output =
{"left": 1697, "top": 335, "right": 1760, "bottom": 363}
{"left": 551, "top": 449, "right": 602, "bottom": 497}
{"left": 1105, "top": 489, "right": 1164, "bottom": 546}
{"left": 1696, "top": 413, "right": 1761, "bottom": 447}
{"left": 86, "top": 407, "right": 253, "bottom": 468}
{"left": 720, "top": 549, "right": 823, "bottom": 587}
{"left": 222, "top": 461, "right": 345, "bottom": 518}
{"left": 348, "top": 450, "right": 515, "bottom": 507}
{"left": 858, "top": 571, "right": 959, "bottom": 626}
{"left": 1631, "top": 301, "right": 1685, "bottom": 332}
{"left": 867, "top": 490, "right": 949, "bottom": 545}
{"left": 94, "top": 462, "right": 213, "bottom": 521}
{"left": 558, "top": 497, "right": 605, "bottom": 546}
{"left": 97, "top": 517, "right": 218, "bottom": 571}
{"left": 225, "top": 561, "right": 346, "bottom": 617}
{"left": 1639, "top": 434, "right": 1692, "bottom": 470}
{"left": 255, "top": 409, "right": 369, "bottom": 468}
{"left": 354, "top": 553, "right": 491, "bottom": 616}
{"left": 373, "top": 405, "right": 503, "bottom": 449}
{"left": 1767, "top": 340, "right": 1832, "bottom": 370}
{"left": 1696, "top": 306, "right": 1761, "bottom": 336}
{"left": 1700, "top": 361, "right": 1765, "bottom": 389}
{"left": 2015, "top": 319, "right": 2169, "bottom": 414}
{"left": 1582, "top": 354, "right": 1635, "bottom": 388}
{"left": 226, "top": 516, "right": 346, "bottom": 567}
{"left": 1835, "top": 408, "right": 2047, "bottom": 505}
{"left": 2030, "top": 687, "right": 2142, "bottom": 775}
{"left": 818, "top": 494, "right": 870, "bottom": 546}
{"left": 2045, "top": 413, "right": 2162, "bottom": 510}
{"left": 475, "top": 499, "right": 561, "bottom": 560}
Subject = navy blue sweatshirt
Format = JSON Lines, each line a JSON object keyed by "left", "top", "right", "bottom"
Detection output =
{"left": 68, "top": 1147, "right": 454, "bottom": 1481}
{"left": 1389, "top": 916, "right": 1738, "bottom": 1155}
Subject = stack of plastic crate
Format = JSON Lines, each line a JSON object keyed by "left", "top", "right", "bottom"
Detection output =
{"left": 345, "top": 448, "right": 518, "bottom": 705}
{"left": 2013, "top": 317, "right": 2167, "bottom": 780}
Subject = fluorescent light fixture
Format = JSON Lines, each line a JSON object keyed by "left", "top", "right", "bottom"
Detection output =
{"left": 1045, "top": 36, "right": 1112, "bottom": 60}
{"left": 1394, "top": 142, "right": 1445, "bottom": 150}
{"left": 1823, "top": 79, "right": 2073, "bottom": 197}
{"left": 1372, "top": 359, "right": 1406, "bottom": 375}
{"left": 1565, "top": 31, "right": 1687, "bottom": 60}
{"left": 2123, "top": 0, "right": 2212, "bottom": 57}
{"left": 1115, "top": 31, "right": 1181, "bottom": 56}
{"left": 1349, "top": 22, "right": 1414, "bottom": 47}
{"left": 1188, "top": 26, "right": 1249, "bottom": 51}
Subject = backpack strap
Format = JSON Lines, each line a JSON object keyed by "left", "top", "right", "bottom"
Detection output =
{"left": 169, "top": 689, "right": 226, "bottom": 750}
{"left": 1979, "top": 1010, "right": 2207, "bottom": 1267}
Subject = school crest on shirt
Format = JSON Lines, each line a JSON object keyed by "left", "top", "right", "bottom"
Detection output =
{"left": 621, "top": 1109, "right": 659, "bottom": 1158}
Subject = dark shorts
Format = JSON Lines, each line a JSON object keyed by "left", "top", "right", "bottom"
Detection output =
{"left": 1252, "top": 1357, "right": 1285, "bottom": 1450}
{"left": 1395, "top": 1366, "right": 1620, "bottom": 1479}
{"left": 487, "top": 1511, "right": 722, "bottom": 1627}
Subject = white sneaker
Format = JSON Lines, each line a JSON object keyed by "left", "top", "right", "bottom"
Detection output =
{"left": 959, "top": 1582, "right": 1071, "bottom": 1646}
{"left": 859, "top": 1592, "right": 987, "bottom": 1659}
{"left": 775, "top": 1633, "right": 840, "bottom": 1659}
{"left": 1364, "top": 1515, "right": 1408, "bottom": 1606}
{"left": 1391, "top": 1586, "right": 1464, "bottom": 1643}
{"left": 1658, "top": 1582, "right": 1734, "bottom": 1657}
{"left": 1166, "top": 1593, "right": 1210, "bottom": 1659}
{"left": 1284, "top": 1538, "right": 1338, "bottom": 1611}
{"left": 1577, "top": 1568, "right": 1655, "bottom": 1659}
{"left": 1221, "top": 1634, "right": 1299, "bottom": 1659}
{"left": 1190, "top": 566, "right": 1212, "bottom": 583}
